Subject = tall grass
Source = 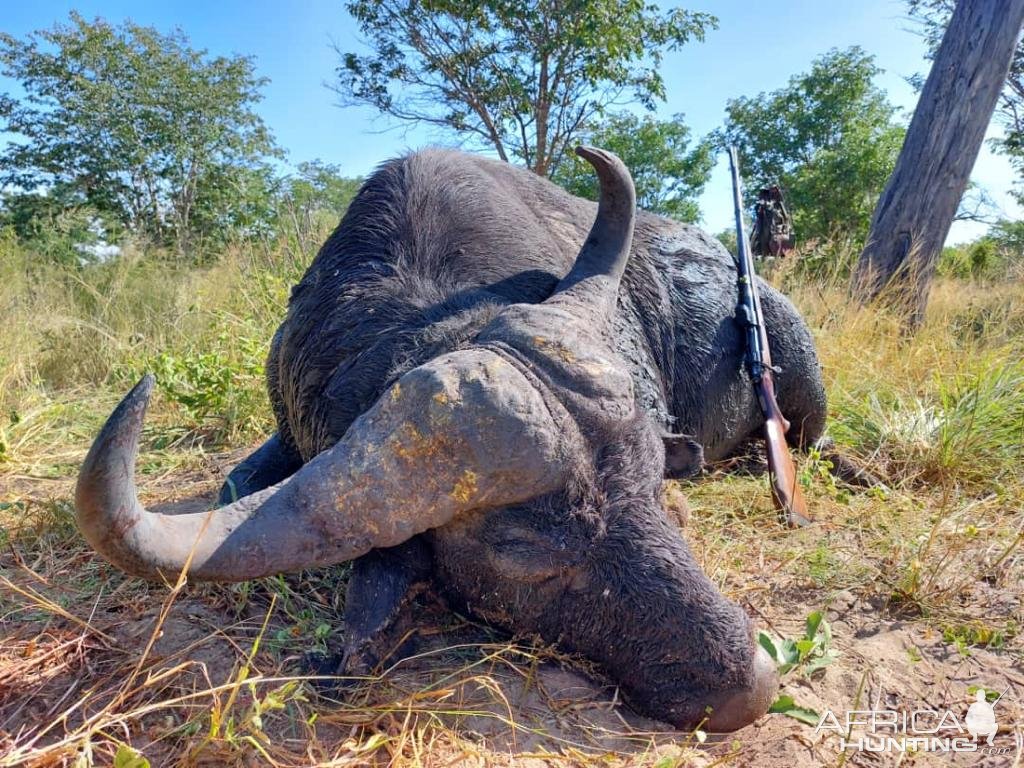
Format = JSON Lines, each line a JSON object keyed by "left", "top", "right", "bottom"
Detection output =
{"left": 0, "top": 229, "right": 312, "bottom": 469}
{"left": 790, "top": 276, "right": 1024, "bottom": 494}
{"left": 2, "top": 230, "right": 1022, "bottom": 493}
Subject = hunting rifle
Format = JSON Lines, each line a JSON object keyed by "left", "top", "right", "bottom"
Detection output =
{"left": 727, "top": 147, "right": 811, "bottom": 528}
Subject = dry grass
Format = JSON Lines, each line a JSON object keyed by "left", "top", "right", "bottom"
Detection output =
{"left": 1, "top": 236, "right": 1023, "bottom": 766}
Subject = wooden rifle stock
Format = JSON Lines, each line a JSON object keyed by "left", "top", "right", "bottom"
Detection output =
{"left": 728, "top": 147, "right": 811, "bottom": 528}
{"left": 756, "top": 360, "right": 811, "bottom": 528}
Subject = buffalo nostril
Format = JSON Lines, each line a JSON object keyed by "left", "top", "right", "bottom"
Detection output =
{"left": 703, "top": 644, "right": 779, "bottom": 732}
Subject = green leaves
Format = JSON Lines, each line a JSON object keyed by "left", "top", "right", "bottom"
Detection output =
{"left": 284, "top": 161, "right": 362, "bottom": 221}
{"left": 768, "top": 694, "right": 821, "bottom": 726}
{"left": 0, "top": 13, "right": 279, "bottom": 252}
{"left": 150, "top": 328, "right": 268, "bottom": 443}
{"left": 759, "top": 610, "right": 838, "bottom": 727}
{"left": 336, "top": 0, "right": 717, "bottom": 175}
{"left": 113, "top": 745, "right": 150, "bottom": 768}
{"left": 758, "top": 610, "right": 839, "bottom": 677}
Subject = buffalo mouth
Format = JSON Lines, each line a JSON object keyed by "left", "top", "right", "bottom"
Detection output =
{"left": 697, "top": 644, "right": 779, "bottom": 732}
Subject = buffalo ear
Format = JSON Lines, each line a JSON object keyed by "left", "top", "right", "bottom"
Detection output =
{"left": 663, "top": 434, "right": 704, "bottom": 479}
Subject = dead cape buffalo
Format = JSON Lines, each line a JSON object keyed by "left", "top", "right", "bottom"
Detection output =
{"left": 75, "top": 146, "right": 827, "bottom": 732}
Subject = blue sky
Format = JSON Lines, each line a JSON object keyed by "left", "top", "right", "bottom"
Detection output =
{"left": 2, "top": 0, "right": 1019, "bottom": 243}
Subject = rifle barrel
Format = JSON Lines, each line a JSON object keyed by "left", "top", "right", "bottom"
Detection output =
{"left": 728, "top": 147, "right": 752, "bottom": 273}
{"left": 728, "top": 147, "right": 764, "bottom": 380}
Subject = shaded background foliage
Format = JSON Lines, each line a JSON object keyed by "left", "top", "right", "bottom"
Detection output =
{"left": 717, "top": 47, "right": 905, "bottom": 245}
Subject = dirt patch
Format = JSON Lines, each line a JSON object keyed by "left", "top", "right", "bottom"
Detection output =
{"left": 5, "top": 570, "right": 1020, "bottom": 765}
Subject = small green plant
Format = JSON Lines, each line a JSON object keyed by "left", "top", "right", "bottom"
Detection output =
{"left": 804, "top": 543, "right": 840, "bottom": 587}
{"left": 758, "top": 610, "right": 839, "bottom": 677}
{"left": 150, "top": 328, "right": 269, "bottom": 443}
{"left": 942, "top": 622, "right": 1014, "bottom": 655}
{"left": 768, "top": 694, "right": 821, "bottom": 726}
{"left": 798, "top": 446, "right": 850, "bottom": 503}
{"left": 113, "top": 744, "right": 150, "bottom": 768}
{"left": 153, "top": 350, "right": 235, "bottom": 421}
{"left": 760, "top": 611, "right": 838, "bottom": 727}
{"left": 271, "top": 617, "right": 334, "bottom": 654}
{"left": 891, "top": 557, "right": 924, "bottom": 611}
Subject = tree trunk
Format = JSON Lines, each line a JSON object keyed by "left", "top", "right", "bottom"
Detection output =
{"left": 853, "top": 0, "right": 1024, "bottom": 325}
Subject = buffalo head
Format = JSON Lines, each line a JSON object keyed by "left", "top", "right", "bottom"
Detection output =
{"left": 75, "top": 147, "right": 778, "bottom": 732}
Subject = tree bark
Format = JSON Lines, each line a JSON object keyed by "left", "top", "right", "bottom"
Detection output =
{"left": 853, "top": 0, "right": 1024, "bottom": 325}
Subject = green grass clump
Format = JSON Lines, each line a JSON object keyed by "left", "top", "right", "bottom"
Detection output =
{"left": 0, "top": 228, "right": 313, "bottom": 470}
{"left": 795, "top": 277, "right": 1024, "bottom": 494}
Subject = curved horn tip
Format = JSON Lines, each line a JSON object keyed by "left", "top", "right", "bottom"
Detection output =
{"left": 574, "top": 145, "right": 635, "bottom": 199}
{"left": 130, "top": 372, "right": 156, "bottom": 401}
{"left": 575, "top": 144, "right": 619, "bottom": 170}
{"left": 110, "top": 373, "right": 155, "bottom": 427}
{"left": 77, "top": 374, "right": 154, "bottom": 491}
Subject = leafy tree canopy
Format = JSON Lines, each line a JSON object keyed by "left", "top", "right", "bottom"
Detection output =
{"left": 552, "top": 111, "right": 712, "bottom": 222}
{"left": 284, "top": 161, "right": 363, "bottom": 219}
{"left": 270, "top": 161, "right": 364, "bottom": 248}
{"left": 336, "top": 0, "right": 716, "bottom": 176}
{"left": 0, "top": 13, "right": 279, "bottom": 250}
{"left": 717, "top": 47, "right": 905, "bottom": 243}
